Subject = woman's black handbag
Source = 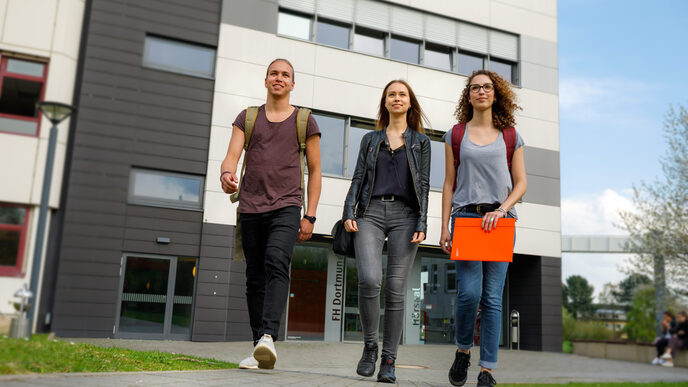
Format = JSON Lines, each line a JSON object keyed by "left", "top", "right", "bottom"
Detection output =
{"left": 331, "top": 219, "right": 355, "bottom": 257}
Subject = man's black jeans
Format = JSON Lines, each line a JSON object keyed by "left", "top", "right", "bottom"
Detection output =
{"left": 240, "top": 206, "right": 300, "bottom": 343}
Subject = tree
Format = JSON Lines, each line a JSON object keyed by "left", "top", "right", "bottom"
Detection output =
{"left": 611, "top": 273, "right": 652, "bottom": 307}
{"left": 619, "top": 106, "right": 688, "bottom": 297}
{"left": 563, "top": 275, "right": 595, "bottom": 319}
{"left": 623, "top": 285, "right": 656, "bottom": 342}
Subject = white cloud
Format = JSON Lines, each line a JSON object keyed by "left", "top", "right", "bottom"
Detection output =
{"left": 562, "top": 252, "right": 633, "bottom": 302}
{"left": 561, "top": 188, "right": 634, "bottom": 235}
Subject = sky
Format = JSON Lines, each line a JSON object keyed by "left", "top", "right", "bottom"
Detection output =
{"left": 557, "top": 0, "right": 688, "bottom": 299}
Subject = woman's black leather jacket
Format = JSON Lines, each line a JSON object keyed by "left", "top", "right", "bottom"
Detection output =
{"left": 342, "top": 128, "right": 431, "bottom": 233}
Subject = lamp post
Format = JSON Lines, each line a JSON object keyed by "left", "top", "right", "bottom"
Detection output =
{"left": 27, "top": 101, "right": 76, "bottom": 331}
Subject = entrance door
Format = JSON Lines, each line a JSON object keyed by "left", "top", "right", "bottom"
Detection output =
{"left": 287, "top": 245, "right": 328, "bottom": 340}
{"left": 343, "top": 255, "right": 387, "bottom": 341}
{"left": 115, "top": 254, "right": 197, "bottom": 340}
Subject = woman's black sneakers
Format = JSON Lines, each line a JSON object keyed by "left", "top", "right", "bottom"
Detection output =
{"left": 477, "top": 370, "right": 497, "bottom": 387}
{"left": 377, "top": 355, "right": 396, "bottom": 383}
{"left": 356, "top": 341, "right": 378, "bottom": 377}
{"left": 448, "top": 350, "right": 471, "bottom": 386}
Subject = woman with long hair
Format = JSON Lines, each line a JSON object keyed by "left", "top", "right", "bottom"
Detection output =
{"left": 439, "top": 70, "right": 527, "bottom": 387}
{"left": 342, "top": 79, "right": 431, "bottom": 383}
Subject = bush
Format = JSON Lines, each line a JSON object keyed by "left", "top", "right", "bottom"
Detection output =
{"left": 624, "top": 286, "right": 656, "bottom": 342}
{"left": 562, "top": 307, "right": 614, "bottom": 342}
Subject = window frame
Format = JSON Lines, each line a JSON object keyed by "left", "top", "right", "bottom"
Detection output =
{"left": 128, "top": 168, "right": 205, "bottom": 211}
{"left": 488, "top": 56, "right": 519, "bottom": 85}
{"left": 389, "top": 34, "right": 421, "bottom": 65}
{"left": 0, "top": 203, "right": 30, "bottom": 277}
{"left": 352, "top": 26, "right": 387, "bottom": 58}
{"left": 422, "top": 42, "right": 454, "bottom": 72}
{"left": 0, "top": 54, "right": 48, "bottom": 137}
{"left": 277, "top": 9, "right": 314, "bottom": 42}
{"left": 142, "top": 35, "right": 217, "bottom": 79}
{"left": 314, "top": 16, "right": 352, "bottom": 50}
{"left": 457, "top": 50, "right": 485, "bottom": 76}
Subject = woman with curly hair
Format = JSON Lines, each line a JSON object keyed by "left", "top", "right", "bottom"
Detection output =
{"left": 440, "top": 70, "right": 527, "bottom": 387}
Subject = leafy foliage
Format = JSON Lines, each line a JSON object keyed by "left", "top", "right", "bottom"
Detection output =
{"left": 623, "top": 286, "right": 657, "bottom": 342}
{"left": 563, "top": 275, "right": 595, "bottom": 319}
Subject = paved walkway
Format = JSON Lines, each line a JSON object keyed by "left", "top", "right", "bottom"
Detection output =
{"left": 2, "top": 339, "right": 688, "bottom": 386}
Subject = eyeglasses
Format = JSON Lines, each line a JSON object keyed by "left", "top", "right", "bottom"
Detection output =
{"left": 469, "top": 83, "right": 494, "bottom": 93}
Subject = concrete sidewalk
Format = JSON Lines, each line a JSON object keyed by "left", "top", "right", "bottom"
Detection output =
{"left": 1, "top": 339, "right": 688, "bottom": 386}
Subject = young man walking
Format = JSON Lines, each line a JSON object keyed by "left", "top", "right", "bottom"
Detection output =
{"left": 220, "top": 58, "right": 322, "bottom": 369}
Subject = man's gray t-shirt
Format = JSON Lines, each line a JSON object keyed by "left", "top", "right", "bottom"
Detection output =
{"left": 443, "top": 125, "right": 524, "bottom": 217}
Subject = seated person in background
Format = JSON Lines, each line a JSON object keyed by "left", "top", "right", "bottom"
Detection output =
{"left": 660, "top": 311, "right": 688, "bottom": 367}
{"left": 652, "top": 311, "right": 677, "bottom": 365}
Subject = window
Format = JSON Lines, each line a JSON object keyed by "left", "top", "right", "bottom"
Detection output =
{"left": 128, "top": 169, "right": 204, "bottom": 210}
{"left": 142, "top": 35, "right": 216, "bottom": 78}
{"left": 0, "top": 56, "right": 47, "bottom": 136}
{"left": 313, "top": 113, "right": 346, "bottom": 175}
{"left": 0, "top": 204, "right": 29, "bottom": 277}
{"left": 278, "top": 11, "right": 311, "bottom": 40}
{"left": 429, "top": 138, "right": 446, "bottom": 189}
{"left": 424, "top": 44, "right": 452, "bottom": 72}
{"left": 353, "top": 28, "right": 385, "bottom": 57}
{"left": 316, "top": 19, "right": 350, "bottom": 49}
{"left": 347, "top": 121, "right": 374, "bottom": 177}
{"left": 445, "top": 262, "right": 456, "bottom": 292}
{"left": 390, "top": 36, "right": 419, "bottom": 64}
{"left": 489, "top": 58, "right": 515, "bottom": 84}
{"left": 457, "top": 51, "right": 484, "bottom": 76}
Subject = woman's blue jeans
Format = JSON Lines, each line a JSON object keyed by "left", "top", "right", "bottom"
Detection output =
{"left": 452, "top": 210, "right": 510, "bottom": 370}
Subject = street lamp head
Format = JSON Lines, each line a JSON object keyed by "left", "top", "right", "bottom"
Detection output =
{"left": 36, "top": 101, "right": 76, "bottom": 125}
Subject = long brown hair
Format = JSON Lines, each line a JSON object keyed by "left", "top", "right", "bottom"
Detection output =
{"left": 376, "top": 79, "right": 428, "bottom": 133}
{"left": 454, "top": 70, "right": 521, "bottom": 130}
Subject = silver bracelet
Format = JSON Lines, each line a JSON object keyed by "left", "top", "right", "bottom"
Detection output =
{"left": 496, "top": 207, "right": 508, "bottom": 215}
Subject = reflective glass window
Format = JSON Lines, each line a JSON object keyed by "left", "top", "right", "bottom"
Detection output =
{"left": 424, "top": 45, "right": 452, "bottom": 71}
{"left": 143, "top": 35, "right": 216, "bottom": 78}
{"left": 490, "top": 59, "right": 514, "bottom": 84}
{"left": 458, "top": 52, "right": 484, "bottom": 75}
{"left": 129, "top": 169, "right": 204, "bottom": 210}
{"left": 353, "top": 29, "right": 385, "bottom": 57}
{"left": 313, "top": 113, "right": 345, "bottom": 175}
{"left": 278, "top": 11, "right": 311, "bottom": 40}
{"left": 316, "top": 19, "right": 350, "bottom": 49}
{"left": 429, "top": 138, "right": 446, "bottom": 189}
{"left": 347, "top": 122, "right": 374, "bottom": 177}
{"left": 390, "top": 36, "right": 419, "bottom": 64}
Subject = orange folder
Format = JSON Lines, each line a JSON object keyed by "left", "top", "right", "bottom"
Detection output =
{"left": 450, "top": 218, "right": 515, "bottom": 262}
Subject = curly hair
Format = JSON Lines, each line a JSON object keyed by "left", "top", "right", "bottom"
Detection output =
{"left": 454, "top": 70, "right": 521, "bottom": 130}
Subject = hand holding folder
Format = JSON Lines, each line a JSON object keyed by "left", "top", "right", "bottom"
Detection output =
{"left": 450, "top": 218, "right": 515, "bottom": 262}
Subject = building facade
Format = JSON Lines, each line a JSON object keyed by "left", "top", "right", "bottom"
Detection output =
{"left": 1, "top": 0, "right": 561, "bottom": 352}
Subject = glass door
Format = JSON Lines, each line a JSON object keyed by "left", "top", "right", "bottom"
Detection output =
{"left": 115, "top": 254, "right": 197, "bottom": 340}
{"left": 286, "top": 245, "right": 328, "bottom": 340}
{"left": 343, "top": 255, "right": 387, "bottom": 341}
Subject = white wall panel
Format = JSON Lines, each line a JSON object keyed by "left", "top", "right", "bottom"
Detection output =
{"left": 416, "top": 96, "right": 456, "bottom": 132}
{"left": 491, "top": 1, "right": 557, "bottom": 43}
{"left": 0, "top": 0, "right": 7, "bottom": 41}
{"left": 218, "top": 24, "right": 317, "bottom": 76}
{"left": 495, "top": 0, "right": 557, "bottom": 17}
{"left": 400, "top": 0, "right": 490, "bottom": 27}
{"left": 515, "top": 202, "right": 560, "bottom": 232}
{"left": 214, "top": 58, "right": 267, "bottom": 99}
{"left": 407, "top": 65, "right": 464, "bottom": 105}
{"left": 29, "top": 141, "right": 66, "bottom": 208}
{"left": 3, "top": 0, "right": 57, "bottom": 52}
{"left": 0, "top": 135, "right": 37, "bottom": 203}
{"left": 314, "top": 44, "right": 407, "bottom": 89}
{"left": 514, "top": 115, "right": 559, "bottom": 152}
{"left": 312, "top": 76, "right": 379, "bottom": 119}
{"left": 514, "top": 228, "right": 561, "bottom": 257}
{"left": 515, "top": 88, "right": 559, "bottom": 123}
{"left": 211, "top": 92, "right": 265, "bottom": 130}
{"left": 51, "top": 0, "right": 84, "bottom": 59}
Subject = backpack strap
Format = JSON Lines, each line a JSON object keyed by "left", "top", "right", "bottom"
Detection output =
{"left": 503, "top": 126, "right": 516, "bottom": 172}
{"left": 450, "top": 123, "right": 466, "bottom": 192}
{"left": 229, "top": 106, "right": 259, "bottom": 204}
{"left": 296, "top": 107, "right": 311, "bottom": 214}
{"left": 232, "top": 106, "right": 259, "bottom": 261}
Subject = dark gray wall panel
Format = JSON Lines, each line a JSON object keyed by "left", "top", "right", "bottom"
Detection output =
{"left": 52, "top": 0, "right": 221, "bottom": 338}
{"left": 524, "top": 146, "right": 559, "bottom": 180}
{"left": 522, "top": 175, "right": 560, "bottom": 207}
{"left": 222, "top": 0, "right": 278, "bottom": 34}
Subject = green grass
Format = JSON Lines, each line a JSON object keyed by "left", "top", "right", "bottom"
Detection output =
{"left": 0, "top": 334, "right": 237, "bottom": 375}
{"left": 502, "top": 384, "right": 688, "bottom": 387}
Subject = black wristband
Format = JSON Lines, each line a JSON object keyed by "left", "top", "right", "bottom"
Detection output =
{"left": 303, "top": 215, "right": 316, "bottom": 224}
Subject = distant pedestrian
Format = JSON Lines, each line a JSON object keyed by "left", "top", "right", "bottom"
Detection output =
{"left": 440, "top": 70, "right": 526, "bottom": 387}
{"left": 342, "top": 79, "right": 431, "bottom": 383}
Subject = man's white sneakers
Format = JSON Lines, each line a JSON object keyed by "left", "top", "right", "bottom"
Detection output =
{"left": 239, "top": 356, "right": 259, "bottom": 369}
{"left": 253, "top": 334, "right": 277, "bottom": 369}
